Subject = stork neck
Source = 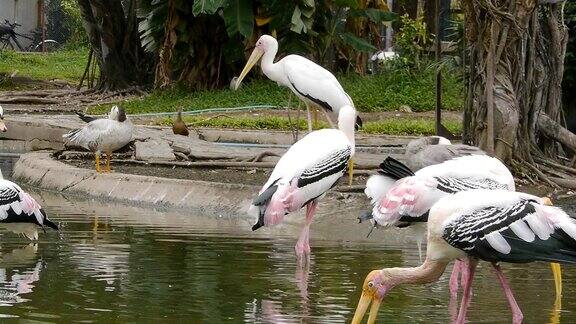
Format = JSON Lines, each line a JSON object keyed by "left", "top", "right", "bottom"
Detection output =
{"left": 385, "top": 259, "right": 448, "bottom": 287}
{"left": 338, "top": 115, "right": 356, "bottom": 155}
{"left": 260, "top": 43, "right": 281, "bottom": 82}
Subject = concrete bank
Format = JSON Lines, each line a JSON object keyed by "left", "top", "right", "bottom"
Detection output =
{"left": 13, "top": 152, "right": 381, "bottom": 241}
{"left": 14, "top": 152, "right": 259, "bottom": 216}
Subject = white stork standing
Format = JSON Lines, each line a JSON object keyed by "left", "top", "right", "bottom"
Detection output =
{"left": 234, "top": 35, "right": 361, "bottom": 185}
{"left": 248, "top": 105, "right": 356, "bottom": 262}
{"left": 63, "top": 106, "right": 133, "bottom": 173}
{"left": 352, "top": 189, "right": 576, "bottom": 324}
{"left": 234, "top": 35, "right": 362, "bottom": 131}
{"left": 0, "top": 170, "right": 58, "bottom": 240}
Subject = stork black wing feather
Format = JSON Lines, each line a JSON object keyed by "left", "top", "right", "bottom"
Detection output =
{"left": 377, "top": 156, "right": 415, "bottom": 180}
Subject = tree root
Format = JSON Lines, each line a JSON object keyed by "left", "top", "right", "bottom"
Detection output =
{"left": 242, "top": 151, "right": 280, "bottom": 163}
{"left": 520, "top": 159, "right": 561, "bottom": 190}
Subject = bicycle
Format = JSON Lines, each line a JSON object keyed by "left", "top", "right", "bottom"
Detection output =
{"left": 0, "top": 20, "right": 59, "bottom": 52}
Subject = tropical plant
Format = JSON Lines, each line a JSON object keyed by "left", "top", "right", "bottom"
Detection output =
{"left": 395, "top": 14, "right": 432, "bottom": 70}
{"left": 138, "top": 0, "right": 397, "bottom": 89}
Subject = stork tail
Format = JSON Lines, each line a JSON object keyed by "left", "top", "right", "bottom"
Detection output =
{"left": 377, "top": 157, "right": 415, "bottom": 180}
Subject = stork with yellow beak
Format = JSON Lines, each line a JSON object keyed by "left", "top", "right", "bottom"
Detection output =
{"left": 353, "top": 191, "right": 571, "bottom": 324}
{"left": 234, "top": 34, "right": 361, "bottom": 185}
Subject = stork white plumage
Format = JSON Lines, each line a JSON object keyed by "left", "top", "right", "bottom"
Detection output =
{"left": 362, "top": 155, "right": 515, "bottom": 253}
{"left": 234, "top": 35, "right": 361, "bottom": 185}
{"left": 0, "top": 172, "right": 58, "bottom": 240}
{"left": 234, "top": 35, "right": 362, "bottom": 131}
{"left": 0, "top": 105, "right": 7, "bottom": 132}
{"left": 353, "top": 190, "right": 576, "bottom": 324}
{"left": 361, "top": 155, "right": 562, "bottom": 300}
{"left": 249, "top": 105, "right": 356, "bottom": 262}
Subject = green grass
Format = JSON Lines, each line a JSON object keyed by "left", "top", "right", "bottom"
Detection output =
{"left": 90, "top": 66, "right": 464, "bottom": 114}
{"left": 155, "top": 115, "right": 463, "bottom": 136}
{"left": 0, "top": 48, "right": 89, "bottom": 83}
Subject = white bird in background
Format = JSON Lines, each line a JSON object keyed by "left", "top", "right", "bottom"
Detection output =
{"left": 0, "top": 170, "right": 58, "bottom": 240}
{"left": 234, "top": 34, "right": 361, "bottom": 184}
{"left": 0, "top": 105, "right": 7, "bottom": 132}
{"left": 353, "top": 190, "right": 576, "bottom": 324}
{"left": 63, "top": 105, "right": 133, "bottom": 173}
{"left": 234, "top": 34, "right": 362, "bottom": 131}
{"left": 249, "top": 105, "right": 356, "bottom": 262}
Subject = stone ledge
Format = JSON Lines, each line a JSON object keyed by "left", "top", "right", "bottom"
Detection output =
{"left": 14, "top": 151, "right": 258, "bottom": 216}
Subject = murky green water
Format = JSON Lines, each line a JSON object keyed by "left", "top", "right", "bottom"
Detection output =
{"left": 0, "top": 158, "right": 575, "bottom": 322}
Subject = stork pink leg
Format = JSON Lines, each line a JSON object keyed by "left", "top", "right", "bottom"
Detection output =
{"left": 449, "top": 260, "right": 463, "bottom": 323}
{"left": 449, "top": 260, "right": 463, "bottom": 299}
{"left": 492, "top": 263, "right": 523, "bottom": 324}
{"left": 455, "top": 259, "right": 477, "bottom": 324}
{"left": 295, "top": 200, "right": 318, "bottom": 263}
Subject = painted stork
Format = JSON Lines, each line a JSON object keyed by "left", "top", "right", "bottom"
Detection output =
{"left": 362, "top": 155, "right": 563, "bottom": 300}
{"left": 402, "top": 137, "right": 563, "bottom": 295}
{"left": 352, "top": 189, "right": 575, "bottom": 324}
{"left": 0, "top": 105, "right": 6, "bottom": 132}
{"left": 234, "top": 35, "right": 361, "bottom": 185}
{"left": 248, "top": 105, "right": 356, "bottom": 262}
{"left": 0, "top": 170, "right": 58, "bottom": 240}
{"left": 63, "top": 106, "right": 133, "bottom": 173}
{"left": 234, "top": 35, "right": 362, "bottom": 131}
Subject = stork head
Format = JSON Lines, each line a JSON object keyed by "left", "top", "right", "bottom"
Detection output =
{"left": 234, "top": 35, "right": 278, "bottom": 90}
{"left": 0, "top": 105, "right": 6, "bottom": 132}
{"left": 352, "top": 269, "right": 394, "bottom": 324}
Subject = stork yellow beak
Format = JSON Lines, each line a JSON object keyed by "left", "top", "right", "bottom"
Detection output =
{"left": 352, "top": 289, "right": 382, "bottom": 324}
{"left": 542, "top": 197, "right": 563, "bottom": 300}
{"left": 234, "top": 47, "right": 264, "bottom": 90}
{"left": 0, "top": 119, "right": 6, "bottom": 132}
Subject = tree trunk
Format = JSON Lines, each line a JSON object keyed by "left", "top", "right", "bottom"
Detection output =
{"left": 463, "top": 1, "right": 568, "bottom": 158}
{"left": 463, "top": 0, "right": 574, "bottom": 186}
{"left": 77, "top": 0, "right": 151, "bottom": 91}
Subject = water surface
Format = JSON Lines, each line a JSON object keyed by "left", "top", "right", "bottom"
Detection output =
{"left": 0, "top": 158, "right": 575, "bottom": 323}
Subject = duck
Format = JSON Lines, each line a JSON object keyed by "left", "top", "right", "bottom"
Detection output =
{"left": 404, "top": 136, "right": 486, "bottom": 171}
{"left": 172, "top": 108, "right": 189, "bottom": 136}
{"left": 63, "top": 105, "right": 133, "bottom": 173}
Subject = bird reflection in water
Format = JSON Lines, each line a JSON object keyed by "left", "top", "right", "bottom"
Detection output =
{"left": 0, "top": 243, "right": 42, "bottom": 306}
{"left": 244, "top": 253, "right": 314, "bottom": 323}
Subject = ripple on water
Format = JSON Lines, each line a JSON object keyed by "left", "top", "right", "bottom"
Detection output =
{"left": 0, "top": 154, "right": 573, "bottom": 322}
